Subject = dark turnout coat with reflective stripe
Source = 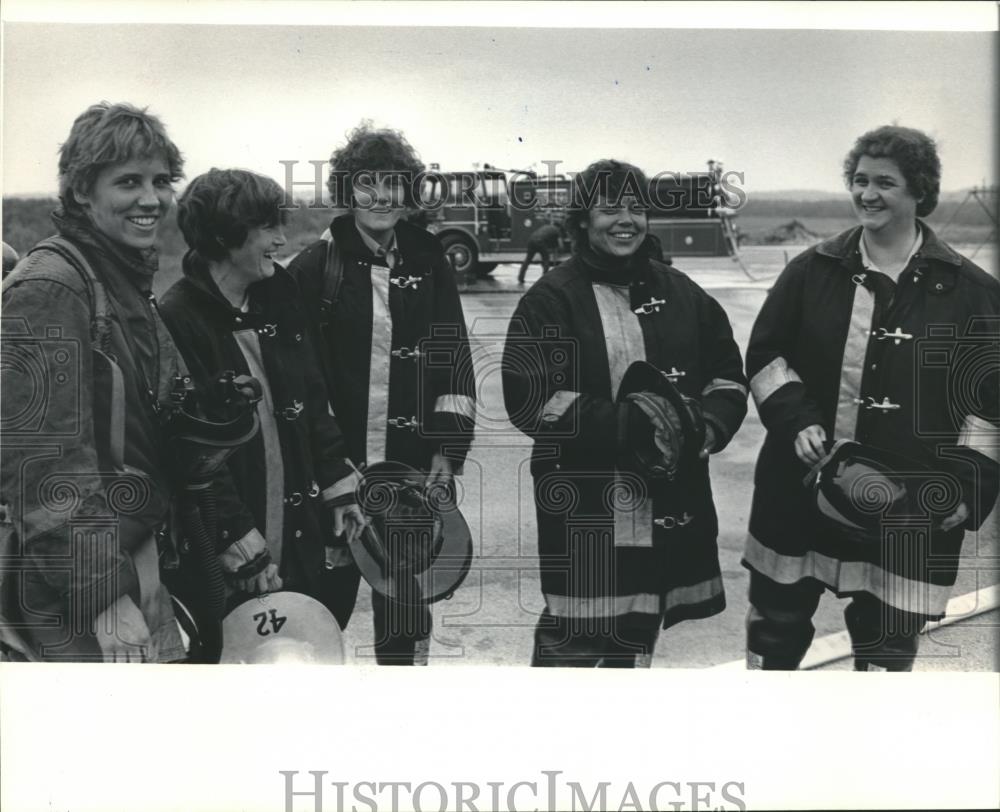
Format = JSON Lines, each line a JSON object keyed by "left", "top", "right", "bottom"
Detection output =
{"left": 502, "top": 252, "right": 748, "bottom": 629}
{"left": 288, "top": 214, "right": 475, "bottom": 471}
{"left": 158, "top": 256, "right": 355, "bottom": 596}
{"left": 745, "top": 223, "right": 1000, "bottom": 618}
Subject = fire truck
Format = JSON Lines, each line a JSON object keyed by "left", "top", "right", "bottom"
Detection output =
{"left": 419, "top": 161, "right": 741, "bottom": 276}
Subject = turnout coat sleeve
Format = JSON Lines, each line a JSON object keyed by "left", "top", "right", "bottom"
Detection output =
{"left": 745, "top": 257, "right": 826, "bottom": 441}
{"left": 423, "top": 239, "right": 477, "bottom": 467}
{"left": 154, "top": 293, "right": 259, "bottom": 552}
{"left": 694, "top": 280, "right": 748, "bottom": 451}
{"left": 502, "top": 284, "right": 619, "bottom": 464}
{"left": 1, "top": 271, "right": 143, "bottom": 617}
{"left": 940, "top": 280, "right": 1000, "bottom": 530}
{"left": 298, "top": 307, "right": 357, "bottom": 497}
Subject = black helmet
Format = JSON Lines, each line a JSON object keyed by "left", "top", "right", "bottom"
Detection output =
{"left": 350, "top": 461, "right": 472, "bottom": 605}
{"left": 807, "top": 440, "right": 961, "bottom": 536}
{"left": 616, "top": 360, "right": 706, "bottom": 481}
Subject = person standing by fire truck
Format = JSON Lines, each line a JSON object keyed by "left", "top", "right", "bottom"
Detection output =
{"left": 517, "top": 221, "right": 564, "bottom": 285}
{"left": 288, "top": 123, "right": 476, "bottom": 666}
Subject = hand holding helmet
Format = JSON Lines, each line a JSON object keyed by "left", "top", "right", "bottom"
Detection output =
{"left": 615, "top": 361, "right": 706, "bottom": 481}
{"left": 619, "top": 390, "right": 685, "bottom": 477}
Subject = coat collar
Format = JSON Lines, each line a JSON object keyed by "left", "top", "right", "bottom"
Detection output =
{"left": 329, "top": 212, "right": 437, "bottom": 272}
{"left": 815, "top": 221, "right": 963, "bottom": 269}
{"left": 180, "top": 249, "right": 287, "bottom": 320}
{"left": 53, "top": 207, "right": 159, "bottom": 294}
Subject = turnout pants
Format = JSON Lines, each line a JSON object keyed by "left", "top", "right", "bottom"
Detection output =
{"left": 318, "top": 564, "right": 432, "bottom": 666}
{"left": 532, "top": 608, "right": 660, "bottom": 668}
{"left": 746, "top": 570, "right": 925, "bottom": 672}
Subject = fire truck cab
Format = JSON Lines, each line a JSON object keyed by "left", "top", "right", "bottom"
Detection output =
{"left": 420, "top": 162, "right": 739, "bottom": 276}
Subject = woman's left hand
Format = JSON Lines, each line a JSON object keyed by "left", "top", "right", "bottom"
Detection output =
{"left": 939, "top": 501, "right": 969, "bottom": 532}
{"left": 333, "top": 503, "right": 367, "bottom": 545}
{"left": 427, "top": 452, "right": 454, "bottom": 488}
{"left": 699, "top": 424, "right": 718, "bottom": 459}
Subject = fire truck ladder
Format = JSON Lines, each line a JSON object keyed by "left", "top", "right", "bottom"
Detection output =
{"left": 937, "top": 185, "right": 997, "bottom": 259}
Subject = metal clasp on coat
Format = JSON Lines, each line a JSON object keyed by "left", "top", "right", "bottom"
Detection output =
{"left": 388, "top": 416, "right": 420, "bottom": 431}
{"left": 277, "top": 400, "right": 304, "bottom": 420}
{"left": 285, "top": 492, "right": 304, "bottom": 507}
{"left": 851, "top": 273, "right": 868, "bottom": 287}
{"left": 854, "top": 396, "right": 901, "bottom": 411}
{"left": 662, "top": 366, "right": 686, "bottom": 382}
{"left": 633, "top": 297, "right": 666, "bottom": 315}
{"left": 257, "top": 323, "right": 278, "bottom": 338}
{"left": 391, "top": 347, "right": 423, "bottom": 361}
{"left": 875, "top": 327, "right": 913, "bottom": 345}
{"left": 391, "top": 275, "right": 422, "bottom": 290}
{"left": 654, "top": 512, "right": 694, "bottom": 529}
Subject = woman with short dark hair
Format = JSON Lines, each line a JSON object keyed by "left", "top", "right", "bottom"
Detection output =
{"left": 1, "top": 102, "right": 187, "bottom": 661}
{"left": 744, "top": 125, "right": 1000, "bottom": 671}
{"left": 159, "top": 168, "right": 364, "bottom": 627}
{"left": 502, "top": 158, "right": 748, "bottom": 667}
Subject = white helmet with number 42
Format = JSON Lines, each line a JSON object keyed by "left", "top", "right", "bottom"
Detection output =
{"left": 219, "top": 591, "right": 346, "bottom": 664}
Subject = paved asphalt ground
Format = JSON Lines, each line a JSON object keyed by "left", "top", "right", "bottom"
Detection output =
{"left": 326, "top": 245, "right": 999, "bottom": 670}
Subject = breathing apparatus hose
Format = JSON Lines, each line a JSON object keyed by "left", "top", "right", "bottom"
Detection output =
{"left": 164, "top": 371, "right": 263, "bottom": 664}
{"left": 176, "top": 485, "right": 225, "bottom": 663}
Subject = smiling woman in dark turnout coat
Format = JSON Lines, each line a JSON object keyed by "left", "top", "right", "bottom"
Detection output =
{"left": 502, "top": 159, "right": 748, "bottom": 667}
{"left": 744, "top": 126, "right": 1000, "bottom": 671}
{"left": 288, "top": 124, "right": 476, "bottom": 665}
{"left": 159, "top": 169, "right": 364, "bottom": 627}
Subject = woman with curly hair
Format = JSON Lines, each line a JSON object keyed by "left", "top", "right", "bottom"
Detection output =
{"left": 288, "top": 123, "right": 476, "bottom": 665}
{"left": 743, "top": 125, "right": 1000, "bottom": 671}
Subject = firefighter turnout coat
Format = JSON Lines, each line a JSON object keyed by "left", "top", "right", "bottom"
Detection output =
{"left": 158, "top": 255, "right": 357, "bottom": 600}
{"left": 288, "top": 214, "right": 476, "bottom": 473}
{"left": 502, "top": 251, "right": 748, "bottom": 630}
{"left": 744, "top": 223, "right": 1000, "bottom": 619}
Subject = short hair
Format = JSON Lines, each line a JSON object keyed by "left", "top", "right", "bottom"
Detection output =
{"left": 326, "top": 121, "right": 425, "bottom": 207}
{"left": 58, "top": 101, "right": 184, "bottom": 213}
{"left": 842, "top": 125, "right": 941, "bottom": 217}
{"left": 177, "top": 168, "right": 287, "bottom": 261}
{"left": 565, "top": 159, "right": 650, "bottom": 251}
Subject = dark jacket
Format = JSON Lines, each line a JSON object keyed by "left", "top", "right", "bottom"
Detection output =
{"left": 502, "top": 249, "right": 748, "bottom": 629}
{"left": 745, "top": 222, "right": 1000, "bottom": 618}
{"left": 1, "top": 213, "right": 185, "bottom": 661}
{"left": 288, "top": 214, "right": 476, "bottom": 471}
{"left": 527, "top": 224, "right": 562, "bottom": 251}
{"left": 158, "top": 254, "right": 356, "bottom": 597}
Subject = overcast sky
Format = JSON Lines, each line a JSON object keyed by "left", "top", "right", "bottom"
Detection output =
{"left": 2, "top": 7, "right": 996, "bottom": 198}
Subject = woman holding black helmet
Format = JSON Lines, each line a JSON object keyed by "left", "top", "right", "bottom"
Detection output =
{"left": 1, "top": 102, "right": 187, "bottom": 662}
{"left": 288, "top": 123, "right": 476, "bottom": 666}
{"left": 158, "top": 168, "right": 365, "bottom": 629}
{"left": 502, "top": 158, "right": 748, "bottom": 667}
{"left": 744, "top": 125, "right": 1000, "bottom": 671}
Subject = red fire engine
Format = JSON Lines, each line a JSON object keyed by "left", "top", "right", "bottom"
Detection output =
{"left": 419, "top": 161, "right": 741, "bottom": 276}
